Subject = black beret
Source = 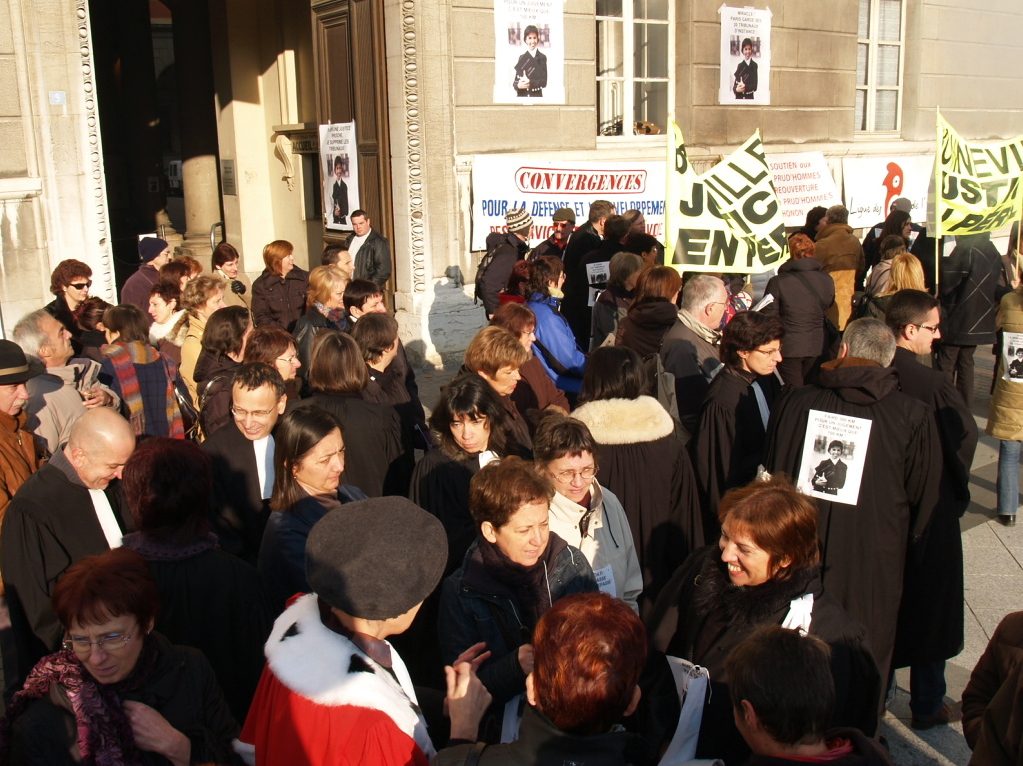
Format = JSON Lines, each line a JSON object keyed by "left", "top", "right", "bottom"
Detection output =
{"left": 305, "top": 497, "right": 448, "bottom": 620}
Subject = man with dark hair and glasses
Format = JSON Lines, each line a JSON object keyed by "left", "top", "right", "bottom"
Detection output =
{"left": 202, "top": 363, "right": 288, "bottom": 564}
{"left": 885, "top": 288, "right": 978, "bottom": 730}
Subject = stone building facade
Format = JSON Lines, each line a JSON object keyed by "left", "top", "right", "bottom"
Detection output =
{"left": 0, "top": 0, "right": 1020, "bottom": 365}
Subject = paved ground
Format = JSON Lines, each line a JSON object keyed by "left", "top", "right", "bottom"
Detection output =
{"left": 416, "top": 351, "right": 1013, "bottom": 765}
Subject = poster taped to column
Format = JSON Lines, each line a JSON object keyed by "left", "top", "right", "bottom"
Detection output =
{"left": 319, "top": 123, "right": 361, "bottom": 232}
{"left": 765, "top": 152, "right": 842, "bottom": 226}
{"left": 842, "top": 155, "right": 934, "bottom": 229}
{"left": 936, "top": 113, "right": 1023, "bottom": 236}
{"left": 719, "top": 6, "right": 771, "bottom": 105}
{"left": 493, "top": 0, "right": 564, "bottom": 104}
{"left": 664, "top": 124, "right": 786, "bottom": 274}
{"left": 470, "top": 156, "right": 664, "bottom": 250}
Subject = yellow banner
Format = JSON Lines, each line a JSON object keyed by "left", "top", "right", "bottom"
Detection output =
{"left": 664, "top": 123, "right": 786, "bottom": 274}
{"left": 936, "top": 114, "right": 1023, "bottom": 236}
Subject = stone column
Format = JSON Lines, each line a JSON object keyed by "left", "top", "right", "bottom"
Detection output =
{"left": 169, "top": 0, "right": 222, "bottom": 259}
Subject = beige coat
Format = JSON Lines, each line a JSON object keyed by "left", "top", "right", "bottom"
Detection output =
{"left": 815, "top": 223, "right": 864, "bottom": 330}
{"left": 987, "top": 291, "right": 1023, "bottom": 441}
{"left": 180, "top": 313, "right": 208, "bottom": 405}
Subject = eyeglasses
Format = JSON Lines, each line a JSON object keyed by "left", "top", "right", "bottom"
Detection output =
{"left": 908, "top": 323, "right": 941, "bottom": 334}
{"left": 231, "top": 406, "right": 276, "bottom": 420}
{"left": 277, "top": 355, "right": 300, "bottom": 365}
{"left": 63, "top": 632, "right": 134, "bottom": 654}
{"left": 550, "top": 467, "right": 596, "bottom": 484}
{"left": 69, "top": 281, "right": 92, "bottom": 290}
{"left": 753, "top": 346, "right": 782, "bottom": 358}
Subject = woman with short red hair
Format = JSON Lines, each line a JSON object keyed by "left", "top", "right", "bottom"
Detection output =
{"left": 251, "top": 240, "right": 309, "bottom": 332}
{"left": 0, "top": 547, "right": 240, "bottom": 764}
{"left": 647, "top": 475, "right": 879, "bottom": 763}
{"left": 435, "top": 591, "right": 646, "bottom": 764}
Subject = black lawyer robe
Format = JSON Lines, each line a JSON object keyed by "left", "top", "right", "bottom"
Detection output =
{"left": 891, "top": 345, "right": 978, "bottom": 668}
{"left": 202, "top": 421, "right": 273, "bottom": 566}
{"left": 692, "top": 366, "right": 783, "bottom": 535}
{"left": 763, "top": 357, "right": 942, "bottom": 684}
{"left": 1, "top": 462, "right": 132, "bottom": 694}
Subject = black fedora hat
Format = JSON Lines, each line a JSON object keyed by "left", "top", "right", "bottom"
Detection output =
{"left": 0, "top": 340, "right": 44, "bottom": 385}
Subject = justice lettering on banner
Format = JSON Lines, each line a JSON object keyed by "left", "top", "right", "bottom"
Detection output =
{"left": 665, "top": 123, "right": 787, "bottom": 274}
{"left": 936, "top": 113, "right": 1023, "bottom": 236}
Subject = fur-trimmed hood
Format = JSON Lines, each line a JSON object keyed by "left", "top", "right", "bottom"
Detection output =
{"left": 572, "top": 395, "right": 674, "bottom": 445}
{"left": 264, "top": 593, "right": 432, "bottom": 753}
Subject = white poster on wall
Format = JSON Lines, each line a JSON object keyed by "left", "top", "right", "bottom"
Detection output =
{"left": 719, "top": 6, "right": 771, "bottom": 105}
{"left": 842, "top": 155, "right": 934, "bottom": 229}
{"left": 765, "top": 152, "right": 842, "bottom": 227}
{"left": 470, "top": 156, "right": 665, "bottom": 250}
{"left": 493, "top": 0, "right": 564, "bottom": 104}
{"left": 319, "top": 123, "right": 361, "bottom": 232}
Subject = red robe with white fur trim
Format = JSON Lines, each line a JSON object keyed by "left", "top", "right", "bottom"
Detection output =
{"left": 237, "top": 593, "right": 432, "bottom": 766}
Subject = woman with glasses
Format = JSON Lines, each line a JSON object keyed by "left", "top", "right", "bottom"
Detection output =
{"left": 243, "top": 326, "right": 303, "bottom": 402}
{"left": 439, "top": 457, "right": 596, "bottom": 740}
{"left": 45, "top": 259, "right": 93, "bottom": 353}
{"left": 532, "top": 415, "right": 642, "bottom": 614}
{"left": 692, "top": 311, "right": 785, "bottom": 534}
{"left": 0, "top": 547, "right": 240, "bottom": 764}
{"left": 258, "top": 407, "right": 368, "bottom": 611}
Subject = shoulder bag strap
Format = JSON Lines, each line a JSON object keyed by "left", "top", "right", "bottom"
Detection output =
{"left": 532, "top": 337, "right": 571, "bottom": 376}
{"left": 791, "top": 271, "right": 829, "bottom": 312}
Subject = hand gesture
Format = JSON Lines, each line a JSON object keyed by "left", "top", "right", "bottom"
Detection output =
{"left": 123, "top": 701, "right": 191, "bottom": 766}
{"left": 445, "top": 658, "right": 492, "bottom": 742}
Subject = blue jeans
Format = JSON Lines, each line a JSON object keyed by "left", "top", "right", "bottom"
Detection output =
{"left": 998, "top": 440, "right": 1021, "bottom": 517}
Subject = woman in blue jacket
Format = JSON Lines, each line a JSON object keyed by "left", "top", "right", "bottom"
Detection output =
{"left": 525, "top": 256, "right": 587, "bottom": 395}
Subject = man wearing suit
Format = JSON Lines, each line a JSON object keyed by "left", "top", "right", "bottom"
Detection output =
{"left": 812, "top": 441, "right": 848, "bottom": 495}
{"left": 733, "top": 38, "right": 758, "bottom": 99}
{"left": 202, "top": 363, "right": 287, "bottom": 565}
{"left": 1, "top": 408, "right": 135, "bottom": 695}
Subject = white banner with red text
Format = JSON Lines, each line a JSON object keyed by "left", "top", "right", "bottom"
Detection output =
{"left": 469, "top": 156, "right": 666, "bottom": 251}
{"left": 842, "top": 155, "right": 934, "bottom": 230}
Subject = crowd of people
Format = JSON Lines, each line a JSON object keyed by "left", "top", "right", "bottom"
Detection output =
{"left": 0, "top": 200, "right": 1019, "bottom": 765}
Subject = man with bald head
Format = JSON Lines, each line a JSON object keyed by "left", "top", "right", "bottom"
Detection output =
{"left": 1, "top": 408, "right": 136, "bottom": 695}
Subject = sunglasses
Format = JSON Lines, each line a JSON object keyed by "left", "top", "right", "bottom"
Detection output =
{"left": 69, "top": 281, "right": 92, "bottom": 290}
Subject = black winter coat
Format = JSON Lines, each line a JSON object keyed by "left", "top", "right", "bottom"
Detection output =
{"left": 763, "top": 257, "right": 835, "bottom": 358}
{"left": 296, "top": 394, "right": 409, "bottom": 496}
{"left": 647, "top": 547, "right": 880, "bottom": 763}
{"left": 572, "top": 395, "right": 703, "bottom": 615}
{"left": 939, "top": 235, "right": 1003, "bottom": 345}
{"left": 561, "top": 222, "right": 603, "bottom": 343}
{"left": 121, "top": 532, "right": 275, "bottom": 723}
{"left": 891, "top": 346, "right": 978, "bottom": 667}
{"left": 435, "top": 704, "right": 652, "bottom": 766}
{"left": 764, "top": 357, "right": 942, "bottom": 686}
{"left": 251, "top": 267, "right": 309, "bottom": 332}
{"left": 193, "top": 351, "right": 241, "bottom": 440}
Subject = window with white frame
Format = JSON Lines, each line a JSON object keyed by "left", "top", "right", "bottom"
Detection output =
{"left": 856, "top": 0, "right": 904, "bottom": 132}
{"left": 596, "top": 0, "right": 671, "bottom": 137}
